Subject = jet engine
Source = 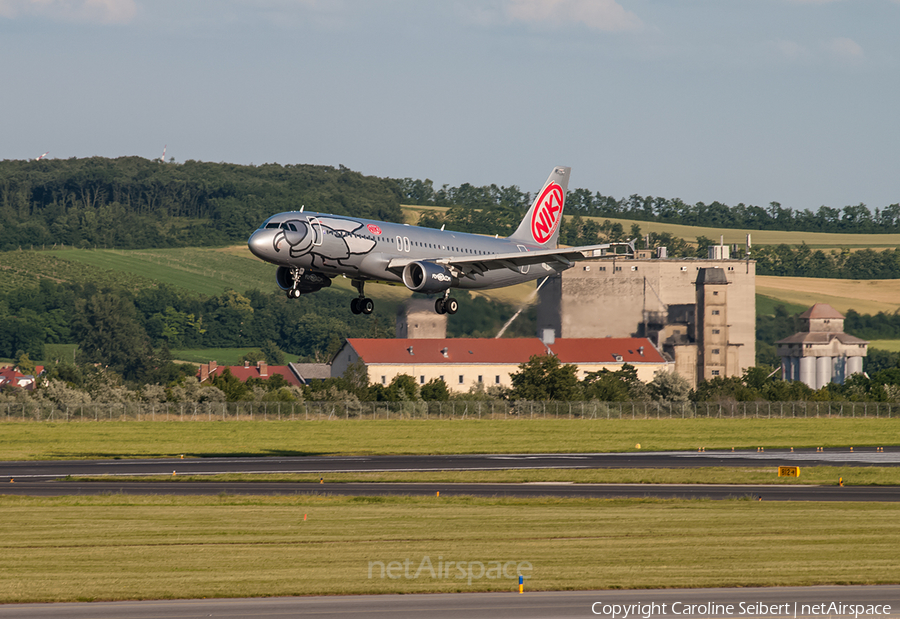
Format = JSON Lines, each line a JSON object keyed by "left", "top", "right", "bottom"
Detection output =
{"left": 401, "top": 261, "right": 457, "bottom": 293}
{"left": 276, "top": 267, "right": 332, "bottom": 294}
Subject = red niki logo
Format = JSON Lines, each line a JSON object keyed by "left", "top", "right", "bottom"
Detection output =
{"left": 530, "top": 182, "right": 564, "bottom": 244}
{"left": 367, "top": 224, "right": 382, "bottom": 235}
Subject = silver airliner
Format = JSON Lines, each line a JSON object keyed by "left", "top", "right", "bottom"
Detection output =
{"left": 247, "top": 167, "right": 627, "bottom": 315}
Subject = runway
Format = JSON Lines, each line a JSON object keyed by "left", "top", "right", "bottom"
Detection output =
{"left": 2, "top": 448, "right": 899, "bottom": 480}
{"left": 0, "top": 586, "right": 897, "bottom": 619}
{"left": 2, "top": 454, "right": 898, "bottom": 616}
{"left": 1, "top": 449, "right": 898, "bottom": 501}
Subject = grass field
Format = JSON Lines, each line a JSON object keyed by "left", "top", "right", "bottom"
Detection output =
{"left": 756, "top": 276, "right": 900, "bottom": 314}
{"left": 755, "top": 294, "right": 809, "bottom": 316}
{"left": 0, "top": 494, "right": 898, "bottom": 601}
{"left": 870, "top": 340, "right": 900, "bottom": 352}
{"left": 1, "top": 419, "right": 897, "bottom": 461}
{"left": 92, "top": 465, "right": 900, "bottom": 486}
{"left": 170, "top": 347, "right": 261, "bottom": 365}
{"left": 400, "top": 206, "right": 900, "bottom": 250}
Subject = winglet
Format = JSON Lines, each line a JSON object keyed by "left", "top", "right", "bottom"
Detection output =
{"left": 509, "top": 167, "right": 570, "bottom": 247}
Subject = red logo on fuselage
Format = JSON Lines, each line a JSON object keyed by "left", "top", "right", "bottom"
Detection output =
{"left": 367, "top": 224, "right": 382, "bottom": 235}
{"left": 530, "top": 182, "right": 564, "bottom": 244}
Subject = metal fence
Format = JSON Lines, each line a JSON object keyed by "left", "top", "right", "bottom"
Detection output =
{"left": 1, "top": 400, "right": 899, "bottom": 421}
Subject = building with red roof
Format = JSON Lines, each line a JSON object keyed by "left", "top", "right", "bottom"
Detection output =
{"left": 330, "top": 337, "right": 669, "bottom": 392}
{"left": 197, "top": 360, "right": 329, "bottom": 386}
{"left": 0, "top": 365, "right": 44, "bottom": 391}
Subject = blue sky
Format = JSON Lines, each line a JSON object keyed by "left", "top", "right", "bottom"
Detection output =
{"left": 2, "top": 0, "right": 898, "bottom": 213}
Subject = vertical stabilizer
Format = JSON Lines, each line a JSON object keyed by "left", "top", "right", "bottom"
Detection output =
{"left": 509, "top": 166, "right": 570, "bottom": 247}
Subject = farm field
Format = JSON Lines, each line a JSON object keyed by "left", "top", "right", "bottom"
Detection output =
{"left": 593, "top": 216, "right": 900, "bottom": 249}
{"left": 0, "top": 419, "right": 896, "bottom": 461}
{"left": 1, "top": 494, "right": 898, "bottom": 601}
{"left": 401, "top": 206, "right": 900, "bottom": 249}
{"left": 0, "top": 247, "right": 272, "bottom": 296}
{"left": 0, "top": 246, "right": 537, "bottom": 307}
{"left": 869, "top": 340, "right": 900, "bottom": 352}
{"left": 756, "top": 276, "right": 900, "bottom": 315}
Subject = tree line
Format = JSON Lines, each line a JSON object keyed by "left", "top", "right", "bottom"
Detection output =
{"left": 396, "top": 177, "right": 900, "bottom": 234}
{"left": 752, "top": 244, "right": 900, "bottom": 278}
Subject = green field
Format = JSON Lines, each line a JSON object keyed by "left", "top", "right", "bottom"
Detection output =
{"left": 755, "top": 294, "right": 808, "bottom": 316}
{"left": 870, "top": 340, "right": 900, "bottom": 352}
{"left": 0, "top": 246, "right": 537, "bottom": 309}
{"left": 92, "top": 465, "right": 900, "bottom": 486}
{"left": 0, "top": 419, "right": 896, "bottom": 461}
{"left": 170, "top": 347, "right": 262, "bottom": 365}
{"left": 0, "top": 494, "right": 897, "bottom": 601}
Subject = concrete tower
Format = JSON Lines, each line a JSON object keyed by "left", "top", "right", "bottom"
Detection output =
{"left": 396, "top": 299, "right": 447, "bottom": 339}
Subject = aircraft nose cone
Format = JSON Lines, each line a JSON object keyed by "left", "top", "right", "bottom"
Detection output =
{"left": 248, "top": 230, "right": 273, "bottom": 260}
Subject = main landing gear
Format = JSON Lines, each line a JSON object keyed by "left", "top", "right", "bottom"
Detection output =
{"left": 350, "top": 280, "right": 374, "bottom": 315}
{"left": 434, "top": 292, "right": 458, "bottom": 315}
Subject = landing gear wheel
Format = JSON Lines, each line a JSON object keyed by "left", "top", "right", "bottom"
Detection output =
{"left": 445, "top": 297, "right": 459, "bottom": 314}
{"left": 435, "top": 298, "right": 446, "bottom": 314}
{"left": 350, "top": 298, "right": 361, "bottom": 314}
{"left": 287, "top": 288, "right": 301, "bottom": 299}
{"left": 360, "top": 298, "right": 375, "bottom": 315}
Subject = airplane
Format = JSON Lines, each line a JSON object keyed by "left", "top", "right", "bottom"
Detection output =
{"left": 35, "top": 151, "right": 49, "bottom": 161}
{"left": 247, "top": 166, "right": 631, "bottom": 315}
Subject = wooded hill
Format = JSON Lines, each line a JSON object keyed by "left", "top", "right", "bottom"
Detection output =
{"left": 0, "top": 157, "right": 403, "bottom": 250}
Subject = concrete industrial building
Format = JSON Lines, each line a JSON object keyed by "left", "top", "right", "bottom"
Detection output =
{"left": 776, "top": 303, "right": 867, "bottom": 389}
{"left": 536, "top": 251, "right": 756, "bottom": 388}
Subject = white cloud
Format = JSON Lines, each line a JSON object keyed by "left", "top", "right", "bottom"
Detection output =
{"left": 825, "top": 36, "right": 864, "bottom": 62}
{"left": 503, "top": 0, "right": 642, "bottom": 32}
{"left": 0, "top": 0, "right": 137, "bottom": 23}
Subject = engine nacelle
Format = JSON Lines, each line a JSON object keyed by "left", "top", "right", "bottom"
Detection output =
{"left": 401, "top": 261, "right": 457, "bottom": 293}
{"left": 276, "top": 267, "right": 332, "bottom": 293}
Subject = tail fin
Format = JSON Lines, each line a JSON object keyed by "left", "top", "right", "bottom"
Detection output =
{"left": 509, "top": 166, "right": 570, "bottom": 247}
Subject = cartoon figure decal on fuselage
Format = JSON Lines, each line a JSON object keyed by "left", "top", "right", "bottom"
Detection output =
{"left": 271, "top": 216, "right": 377, "bottom": 267}
{"left": 249, "top": 167, "right": 634, "bottom": 315}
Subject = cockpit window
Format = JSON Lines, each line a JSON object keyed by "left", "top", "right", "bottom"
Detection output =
{"left": 265, "top": 223, "right": 280, "bottom": 229}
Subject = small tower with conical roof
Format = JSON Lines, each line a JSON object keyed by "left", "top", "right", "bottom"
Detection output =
{"left": 776, "top": 303, "right": 867, "bottom": 389}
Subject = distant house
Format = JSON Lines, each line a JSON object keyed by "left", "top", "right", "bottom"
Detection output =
{"left": 0, "top": 365, "right": 45, "bottom": 391}
{"left": 197, "top": 360, "right": 330, "bottom": 386}
{"left": 330, "top": 337, "right": 669, "bottom": 392}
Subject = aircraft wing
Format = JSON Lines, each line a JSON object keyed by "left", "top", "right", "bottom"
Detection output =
{"left": 386, "top": 243, "right": 629, "bottom": 281}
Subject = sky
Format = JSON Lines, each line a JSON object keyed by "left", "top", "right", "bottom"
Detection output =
{"left": 1, "top": 0, "right": 898, "bottom": 213}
